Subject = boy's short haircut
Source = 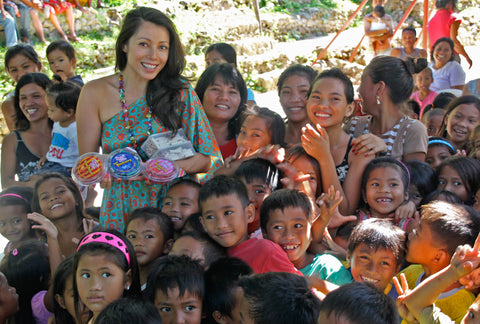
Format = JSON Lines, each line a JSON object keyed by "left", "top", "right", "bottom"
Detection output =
{"left": 145, "top": 255, "right": 204, "bottom": 302}
{"left": 318, "top": 282, "right": 399, "bottom": 324}
{"left": 46, "top": 40, "right": 76, "bottom": 60}
{"left": 347, "top": 218, "right": 406, "bottom": 266}
{"left": 239, "top": 272, "right": 321, "bottom": 324}
{"left": 126, "top": 207, "right": 174, "bottom": 243}
{"left": 95, "top": 298, "right": 162, "bottom": 324}
{"left": 373, "top": 5, "right": 386, "bottom": 17}
{"left": 260, "top": 189, "right": 313, "bottom": 233}
{"left": 403, "top": 26, "right": 416, "bottom": 36}
{"left": 234, "top": 158, "right": 281, "bottom": 191}
{"left": 168, "top": 178, "right": 202, "bottom": 191}
{"left": 177, "top": 231, "right": 226, "bottom": 267}
{"left": 198, "top": 175, "right": 249, "bottom": 210}
{"left": 204, "top": 257, "right": 253, "bottom": 321}
{"left": 420, "top": 201, "right": 479, "bottom": 256}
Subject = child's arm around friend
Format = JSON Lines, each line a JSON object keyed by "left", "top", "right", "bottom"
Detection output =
{"left": 395, "top": 234, "right": 480, "bottom": 323}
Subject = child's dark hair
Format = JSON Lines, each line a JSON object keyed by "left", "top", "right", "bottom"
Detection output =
{"left": 85, "top": 206, "right": 101, "bottom": 221}
{"left": 238, "top": 272, "right": 321, "bottom": 324}
{"left": 277, "top": 64, "right": 317, "bottom": 96}
{"left": 373, "top": 5, "right": 385, "bottom": 17}
{"left": 32, "top": 173, "right": 85, "bottom": 229}
{"left": 432, "top": 92, "right": 457, "bottom": 109}
{"left": 175, "top": 230, "right": 226, "bottom": 267}
{"left": 437, "top": 156, "right": 480, "bottom": 204}
{"left": 46, "top": 40, "right": 76, "bottom": 60}
{"left": 347, "top": 218, "right": 406, "bottom": 266}
{"left": 94, "top": 298, "right": 162, "bottom": 324}
{"left": 145, "top": 255, "right": 204, "bottom": 303}
{"left": 235, "top": 158, "right": 281, "bottom": 191}
{"left": 46, "top": 80, "right": 82, "bottom": 113}
{"left": 423, "top": 189, "right": 462, "bottom": 205}
{"left": 0, "top": 240, "right": 50, "bottom": 324}
{"left": 334, "top": 220, "right": 357, "bottom": 244}
{"left": 169, "top": 177, "right": 202, "bottom": 192}
{"left": 52, "top": 256, "right": 81, "bottom": 324}
{"left": 402, "top": 26, "right": 416, "bottom": 37}
{"left": 5, "top": 44, "right": 41, "bottom": 70}
{"left": 182, "top": 212, "right": 206, "bottom": 234}
{"left": 240, "top": 106, "right": 285, "bottom": 146}
{"left": 195, "top": 63, "right": 248, "bottom": 141}
{"left": 420, "top": 201, "right": 480, "bottom": 256}
{"left": 404, "top": 160, "right": 437, "bottom": 206}
{"left": 319, "top": 282, "right": 399, "bottom": 324}
{"left": 439, "top": 95, "right": 480, "bottom": 142}
{"left": 260, "top": 189, "right": 313, "bottom": 233}
{"left": 431, "top": 37, "right": 455, "bottom": 62}
{"left": 406, "top": 99, "right": 421, "bottom": 117}
{"left": 361, "top": 157, "right": 410, "bottom": 197}
{"left": 73, "top": 230, "right": 142, "bottom": 321}
{"left": 14, "top": 72, "right": 53, "bottom": 131}
{"left": 125, "top": 207, "right": 174, "bottom": 243}
{"left": 199, "top": 175, "right": 249, "bottom": 209}
{"left": 309, "top": 68, "right": 354, "bottom": 104}
{"left": 205, "top": 42, "right": 237, "bottom": 66}
{"left": 204, "top": 257, "right": 253, "bottom": 323}
{"left": 427, "top": 136, "right": 457, "bottom": 155}
{"left": 0, "top": 186, "right": 33, "bottom": 213}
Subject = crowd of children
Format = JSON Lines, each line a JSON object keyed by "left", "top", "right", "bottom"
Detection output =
{"left": 1, "top": 2, "right": 480, "bottom": 324}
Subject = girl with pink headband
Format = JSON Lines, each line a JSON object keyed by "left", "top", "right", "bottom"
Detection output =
{"left": 0, "top": 186, "right": 36, "bottom": 254}
{"left": 73, "top": 230, "right": 141, "bottom": 323}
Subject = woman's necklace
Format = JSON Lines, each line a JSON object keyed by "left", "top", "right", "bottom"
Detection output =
{"left": 119, "top": 73, "right": 153, "bottom": 152}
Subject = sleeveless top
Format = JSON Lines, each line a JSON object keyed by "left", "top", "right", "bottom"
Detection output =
{"left": 14, "top": 131, "right": 40, "bottom": 182}
{"left": 100, "top": 82, "right": 223, "bottom": 232}
{"left": 397, "top": 48, "right": 423, "bottom": 60}
{"left": 336, "top": 135, "right": 353, "bottom": 184}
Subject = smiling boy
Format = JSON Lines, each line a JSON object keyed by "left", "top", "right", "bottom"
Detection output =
{"left": 198, "top": 175, "right": 301, "bottom": 274}
{"left": 261, "top": 189, "right": 352, "bottom": 285}
{"left": 400, "top": 201, "right": 478, "bottom": 322}
{"left": 347, "top": 218, "right": 405, "bottom": 295}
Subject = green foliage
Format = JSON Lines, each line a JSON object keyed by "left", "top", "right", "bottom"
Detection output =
{"left": 103, "top": 0, "right": 136, "bottom": 7}
{"left": 245, "top": 73, "right": 266, "bottom": 93}
{"left": 259, "top": 0, "right": 337, "bottom": 14}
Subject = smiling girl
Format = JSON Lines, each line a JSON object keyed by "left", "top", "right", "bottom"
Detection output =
{"left": 302, "top": 68, "right": 372, "bottom": 214}
{"left": 438, "top": 95, "right": 480, "bottom": 150}
{"left": 31, "top": 173, "right": 90, "bottom": 257}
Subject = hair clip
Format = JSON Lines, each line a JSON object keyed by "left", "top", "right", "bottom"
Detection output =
{"left": 12, "top": 249, "right": 18, "bottom": 256}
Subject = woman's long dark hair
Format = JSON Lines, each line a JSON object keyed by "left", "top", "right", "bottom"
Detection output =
{"left": 115, "top": 7, "right": 187, "bottom": 133}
